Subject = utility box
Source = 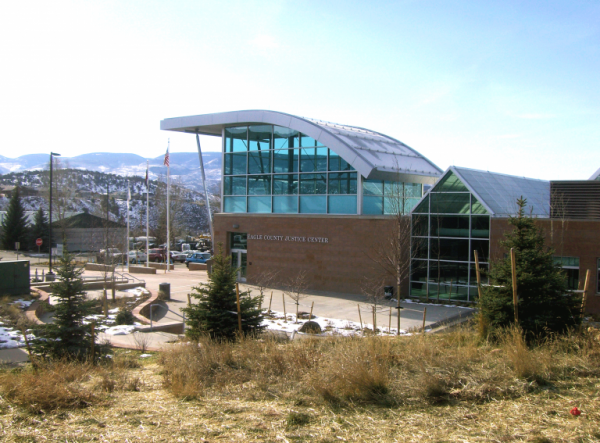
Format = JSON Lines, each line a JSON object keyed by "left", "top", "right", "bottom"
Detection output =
{"left": 0, "top": 260, "right": 31, "bottom": 296}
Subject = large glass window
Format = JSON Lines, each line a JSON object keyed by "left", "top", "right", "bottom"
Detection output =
{"left": 224, "top": 127, "right": 248, "bottom": 152}
{"left": 329, "top": 150, "right": 354, "bottom": 171}
{"left": 223, "top": 176, "right": 246, "bottom": 196}
{"left": 328, "top": 172, "right": 357, "bottom": 195}
{"left": 430, "top": 193, "right": 471, "bottom": 214}
{"left": 222, "top": 124, "right": 389, "bottom": 215}
{"left": 554, "top": 256, "right": 580, "bottom": 290}
{"left": 300, "top": 147, "right": 327, "bottom": 172}
{"left": 299, "top": 174, "right": 327, "bottom": 194}
{"left": 248, "top": 196, "right": 271, "bottom": 213}
{"left": 273, "top": 148, "right": 299, "bottom": 173}
{"left": 362, "top": 179, "right": 422, "bottom": 215}
{"left": 273, "top": 196, "right": 298, "bottom": 213}
{"left": 273, "top": 174, "right": 298, "bottom": 195}
{"left": 273, "top": 126, "right": 298, "bottom": 149}
{"left": 597, "top": 258, "right": 600, "bottom": 293}
{"left": 248, "top": 125, "right": 272, "bottom": 151}
{"left": 300, "top": 196, "right": 326, "bottom": 213}
{"left": 247, "top": 175, "right": 271, "bottom": 195}
{"left": 248, "top": 150, "right": 271, "bottom": 174}
{"left": 410, "top": 170, "right": 491, "bottom": 303}
{"left": 224, "top": 196, "right": 246, "bottom": 213}
{"left": 430, "top": 215, "right": 470, "bottom": 238}
{"left": 224, "top": 153, "right": 247, "bottom": 175}
{"left": 328, "top": 195, "right": 357, "bottom": 214}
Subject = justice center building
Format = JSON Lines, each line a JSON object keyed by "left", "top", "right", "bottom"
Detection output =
{"left": 161, "top": 110, "right": 441, "bottom": 294}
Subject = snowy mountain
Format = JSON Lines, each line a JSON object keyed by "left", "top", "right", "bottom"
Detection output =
{"left": 0, "top": 152, "right": 222, "bottom": 193}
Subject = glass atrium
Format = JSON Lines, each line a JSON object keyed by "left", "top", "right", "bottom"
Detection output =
{"left": 222, "top": 125, "right": 422, "bottom": 215}
{"left": 410, "top": 171, "right": 490, "bottom": 302}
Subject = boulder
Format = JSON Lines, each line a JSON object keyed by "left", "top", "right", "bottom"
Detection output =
{"left": 299, "top": 321, "right": 322, "bottom": 334}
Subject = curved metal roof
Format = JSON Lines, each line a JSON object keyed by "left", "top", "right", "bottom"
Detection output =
{"left": 160, "top": 110, "right": 442, "bottom": 184}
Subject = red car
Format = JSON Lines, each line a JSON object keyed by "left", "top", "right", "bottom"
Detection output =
{"left": 148, "top": 248, "right": 167, "bottom": 263}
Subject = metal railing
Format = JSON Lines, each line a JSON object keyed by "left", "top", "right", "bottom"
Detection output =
{"left": 148, "top": 303, "right": 185, "bottom": 332}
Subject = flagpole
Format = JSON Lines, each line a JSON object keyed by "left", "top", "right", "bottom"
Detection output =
{"left": 166, "top": 139, "right": 170, "bottom": 273}
{"left": 146, "top": 160, "right": 149, "bottom": 268}
{"left": 126, "top": 179, "right": 130, "bottom": 273}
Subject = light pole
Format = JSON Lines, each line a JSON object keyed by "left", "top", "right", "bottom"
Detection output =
{"left": 47, "top": 152, "right": 61, "bottom": 280}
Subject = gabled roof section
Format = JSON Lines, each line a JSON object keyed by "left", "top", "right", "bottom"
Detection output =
{"left": 160, "top": 110, "right": 442, "bottom": 184}
{"left": 452, "top": 167, "right": 550, "bottom": 217}
{"left": 411, "top": 166, "right": 551, "bottom": 218}
{"left": 590, "top": 167, "right": 600, "bottom": 181}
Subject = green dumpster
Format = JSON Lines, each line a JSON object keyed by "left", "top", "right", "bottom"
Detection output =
{"left": 0, "top": 260, "right": 31, "bottom": 296}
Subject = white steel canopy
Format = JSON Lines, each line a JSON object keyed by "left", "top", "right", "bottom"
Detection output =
{"left": 160, "top": 110, "right": 442, "bottom": 184}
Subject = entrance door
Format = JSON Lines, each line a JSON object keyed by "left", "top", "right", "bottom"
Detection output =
{"left": 230, "top": 249, "right": 247, "bottom": 282}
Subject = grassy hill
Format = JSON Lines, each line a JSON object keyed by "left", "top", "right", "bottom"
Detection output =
{"left": 1, "top": 326, "right": 599, "bottom": 442}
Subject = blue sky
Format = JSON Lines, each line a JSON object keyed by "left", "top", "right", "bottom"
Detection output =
{"left": 1, "top": 0, "right": 598, "bottom": 180}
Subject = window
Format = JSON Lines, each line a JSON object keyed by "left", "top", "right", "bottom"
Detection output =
{"left": 409, "top": 169, "right": 491, "bottom": 303}
{"left": 554, "top": 256, "right": 580, "bottom": 291}
{"left": 597, "top": 258, "right": 600, "bottom": 293}
{"left": 221, "top": 125, "right": 369, "bottom": 214}
{"left": 361, "top": 179, "right": 422, "bottom": 215}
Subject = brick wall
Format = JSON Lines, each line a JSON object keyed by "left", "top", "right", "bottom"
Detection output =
{"left": 213, "top": 213, "right": 409, "bottom": 296}
{"left": 490, "top": 218, "right": 600, "bottom": 315}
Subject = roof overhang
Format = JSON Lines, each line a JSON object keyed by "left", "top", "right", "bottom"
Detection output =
{"left": 161, "top": 110, "right": 442, "bottom": 184}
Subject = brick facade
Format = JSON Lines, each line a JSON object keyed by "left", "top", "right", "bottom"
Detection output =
{"left": 213, "top": 213, "right": 409, "bottom": 296}
{"left": 490, "top": 218, "right": 600, "bottom": 315}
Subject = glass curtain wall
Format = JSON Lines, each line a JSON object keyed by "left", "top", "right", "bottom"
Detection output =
{"left": 362, "top": 180, "right": 422, "bottom": 215}
{"left": 223, "top": 125, "right": 357, "bottom": 214}
{"left": 409, "top": 171, "right": 490, "bottom": 302}
{"left": 223, "top": 125, "right": 421, "bottom": 215}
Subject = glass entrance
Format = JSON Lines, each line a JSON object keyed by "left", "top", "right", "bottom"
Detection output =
{"left": 231, "top": 249, "right": 247, "bottom": 282}
{"left": 229, "top": 232, "right": 248, "bottom": 282}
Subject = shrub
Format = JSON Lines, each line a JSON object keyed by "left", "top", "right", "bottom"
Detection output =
{"left": 0, "top": 361, "right": 98, "bottom": 413}
{"left": 115, "top": 309, "right": 135, "bottom": 326}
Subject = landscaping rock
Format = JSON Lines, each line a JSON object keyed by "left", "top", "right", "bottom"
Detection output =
{"left": 299, "top": 321, "right": 322, "bottom": 334}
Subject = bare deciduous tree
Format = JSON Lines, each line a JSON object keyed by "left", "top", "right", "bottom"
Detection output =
{"left": 360, "top": 276, "right": 388, "bottom": 333}
{"left": 366, "top": 175, "right": 419, "bottom": 334}
{"left": 284, "top": 270, "right": 308, "bottom": 323}
{"left": 250, "top": 269, "right": 279, "bottom": 312}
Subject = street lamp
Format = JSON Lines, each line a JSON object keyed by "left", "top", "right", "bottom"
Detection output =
{"left": 47, "top": 152, "right": 61, "bottom": 281}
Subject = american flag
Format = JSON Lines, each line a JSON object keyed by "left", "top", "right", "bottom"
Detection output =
{"left": 145, "top": 162, "right": 149, "bottom": 186}
{"left": 164, "top": 147, "right": 170, "bottom": 167}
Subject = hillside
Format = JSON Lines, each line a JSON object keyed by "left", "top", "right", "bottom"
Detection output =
{"left": 0, "top": 151, "right": 222, "bottom": 194}
{"left": 0, "top": 168, "right": 217, "bottom": 237}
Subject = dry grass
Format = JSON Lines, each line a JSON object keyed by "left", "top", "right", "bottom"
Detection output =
{"left": 1, "top": 327, "right": 600, "bottom": 442}
{"left": 0, "top": 360, "right": 99, "bottom": 413}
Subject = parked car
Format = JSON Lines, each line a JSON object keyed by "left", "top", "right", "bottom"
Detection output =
{"left": 170, "top": 251, "right": 187, "bottom": 263}
{"left": 148, "top": 248, "right": 167, "bottom": 263}
{"left": 185, "top": 252, "right": 211, "bottom": 267}
{"left": 128, "top": 250, "right": 147, "bottom": 264}
{"left": 98, "top": 248, "right": 124, "bottom": 264}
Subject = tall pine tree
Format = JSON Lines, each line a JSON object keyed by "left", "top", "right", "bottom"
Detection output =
{"left": 29, "top": 207, "right": 49, "bottom": 252}
{"left": 0, "top": 186, "right": 29, "bottom": 250}
{"left": 183, "top": 245, "right": 264, "bottom": 341}
{"left": 480, "top": 197, "right": 581, "bottom": 338}
{"left": 32, "top": 253, "right": 95, "bottom": 360}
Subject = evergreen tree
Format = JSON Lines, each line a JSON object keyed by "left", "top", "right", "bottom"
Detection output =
{"left": 480, "top": 197, "right": 581, "bottom": 338}
{"left": 29, "top": 207, "right": 49, "bottom": 252}
{"left": 32, "top": 253, "right": 95, "bottom": 360}
{"left": 0, "top": 186, "right": 29, "bottom": 250}
{"left": 183, "top": 245, "right": 264, "bottom": 340}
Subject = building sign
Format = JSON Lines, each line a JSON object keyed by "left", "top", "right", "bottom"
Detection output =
{"left": 248, "top": 234, "right": 329, "bottom": 243}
